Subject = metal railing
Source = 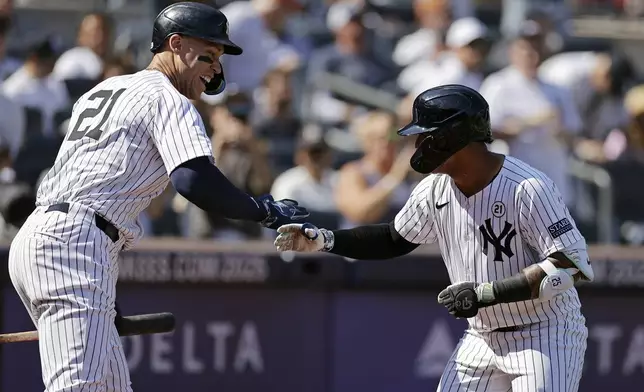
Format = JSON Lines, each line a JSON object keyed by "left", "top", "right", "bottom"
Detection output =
{"left": 308, "top": 71, "right": 400, "bottom": 114}
{"left": 567, "top": 157, "right": 614, "bottom": 244}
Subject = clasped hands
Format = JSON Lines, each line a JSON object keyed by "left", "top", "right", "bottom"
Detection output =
{"left": 256, "top": 195, "right": 310, "bottom": 230}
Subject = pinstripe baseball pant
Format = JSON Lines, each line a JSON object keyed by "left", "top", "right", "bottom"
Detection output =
{"left": 437, "top": 318, "right": 587, "bottom": 392}
{"left": 8, "top": 203, "right": 132, "bottom": 392}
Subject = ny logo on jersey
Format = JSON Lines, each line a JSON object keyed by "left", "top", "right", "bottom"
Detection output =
{"left": 479, "top": 218, "right": 517, "bottom": 262}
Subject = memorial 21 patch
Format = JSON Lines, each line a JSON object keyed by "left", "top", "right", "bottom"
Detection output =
{"left": 548, "top": 218, "right": 573, "bottom": 239}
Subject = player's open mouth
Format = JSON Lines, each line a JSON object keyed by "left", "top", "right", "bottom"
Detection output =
{"left": 199, "top": 76, "right": 211, "bottom": 86}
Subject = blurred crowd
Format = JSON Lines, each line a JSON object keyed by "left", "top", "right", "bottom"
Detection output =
{"left": 1, "top": 0, "right": 644, "bottom": 245}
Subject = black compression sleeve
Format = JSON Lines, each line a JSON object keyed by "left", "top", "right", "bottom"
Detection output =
{"left": 492, "top": 273, "right": 533, "bottom": 303}
{"left": 169, "top": 156, "right": 267, "bottom": 221}
{"left": 477, "top": 273, "right": 533, "bottom": 308}
{"left": 328, "top": 221, "right": 419, "bottom": 259}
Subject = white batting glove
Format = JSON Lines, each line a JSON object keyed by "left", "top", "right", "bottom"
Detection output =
{"left": 274, "top": 223, "right": 334, "bottom": 252}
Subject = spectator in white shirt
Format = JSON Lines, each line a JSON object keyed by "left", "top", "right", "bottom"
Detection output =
{"left": 392, "top": 0, "right": 452, "bottom": 68}
{"left": 399, "top": 16, "right": 490, "bottom": 95}
{"left": 306, "top": 1, "right": 397, "bottom": 125}
{"left": 3, "top": 37, "right": 70, "bottom": 137}
{"left": 271, "top": 125, "right": 339, "bottom": 213}
{"left": 52, "top": 13, "right": 112, "bottom": 81}
{"left": 0, "top": 91, "right": 24, "bottom": 160}
{"left": 220, "top": 0, "right": 303, "bottom": 94}
{"left": 479, "top": 22, "right": 582, "bottom": 205}
{"left": 540, "top": 51, "right": 632, "bottom": 163}
{"left": 0, "top": 0, "right": 23, "bottom": 147}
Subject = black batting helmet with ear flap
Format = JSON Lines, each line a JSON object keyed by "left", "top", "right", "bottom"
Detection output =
{"left": 207, "top": 64, "right": 226, "bottom": 95}
{"left": 398, "top": 84, "right": 492, "bottom": 174}
{"left": 150, "top": 1, "right": 242, "bottom": 95}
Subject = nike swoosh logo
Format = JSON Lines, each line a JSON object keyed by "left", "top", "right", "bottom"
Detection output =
{"left": 436, "top": 202, "right": 449, "bottom": 209}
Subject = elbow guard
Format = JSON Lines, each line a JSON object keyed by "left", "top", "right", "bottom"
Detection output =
{"left": 536, "top": 259, "right": 576, "bottom": 302}
{"left": 560, "top": 242, "right": 594, "bottom": 281}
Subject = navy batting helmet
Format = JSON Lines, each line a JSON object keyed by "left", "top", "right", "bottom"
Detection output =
{"left": 150, "top": 1, "right": 243, "bottom": 95}
{"left": 398, "top": 84, "right": 492, "bottom": 174}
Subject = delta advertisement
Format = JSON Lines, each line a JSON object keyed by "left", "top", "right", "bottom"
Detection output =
{"left": 2, "top": 287, "right": 644, "bottom": 391}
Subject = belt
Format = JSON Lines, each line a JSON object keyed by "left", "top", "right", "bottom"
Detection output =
{"left": 46, "top": 203, "right": 120, "bottom": 243}
{"left": 493, "top": 326, "right": 522, "bottom": 333}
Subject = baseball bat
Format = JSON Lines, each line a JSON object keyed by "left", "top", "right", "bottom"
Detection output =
{"left": 0, "top": 312, "right": 176, "bottom": 344}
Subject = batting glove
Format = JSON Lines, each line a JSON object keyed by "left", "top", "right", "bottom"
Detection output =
{"left": 274, "top": 223, "right": 334, "bottom": 252}
{"left": 256, "top": 195, "right": 310, "bottom": 230}
{"left": 437, "top": 282, "right": 481, "bottom": 319}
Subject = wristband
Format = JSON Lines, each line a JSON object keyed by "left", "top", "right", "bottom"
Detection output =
{"left": 319, "top": 228, "right": 335, "bottom": 252}
{"left": 475, "top": 282, "right": 497, "bottom": 306}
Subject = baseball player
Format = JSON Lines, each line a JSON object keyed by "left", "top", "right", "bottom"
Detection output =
{"left": 7, "top": 3, "right": 309, "bottom": 391}
{"left": 275, "top": 84, "right": 594, "bottom": 391}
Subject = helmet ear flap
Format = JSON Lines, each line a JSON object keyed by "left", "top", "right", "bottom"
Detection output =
{"left": 410, "top": 133, "right": 445, "bottom": 174}
{"left": 204, "top": 65, "right": 226, "bottom": 95}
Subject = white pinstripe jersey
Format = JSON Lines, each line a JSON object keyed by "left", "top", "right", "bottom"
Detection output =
{"left": 394, "top": 156, "right": 585, "bottom": 331}
{"left": 36, "top": 69, "right": 213, "bottom": 249}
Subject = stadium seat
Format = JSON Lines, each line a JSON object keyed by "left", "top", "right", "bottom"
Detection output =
{"left": 14, "top": 107, "right": 62, "bottom": 189}
{"left": 54, "top": 108, "right": 72, "bottom": 131}
{"left": 600, "top": 160, "right": 644, "bottom": 243}
{"left": 63, "top": 78, "right": 100, "bottom": 101}
{"left": 24, "top": 106, "right": 43, "bottom": 136}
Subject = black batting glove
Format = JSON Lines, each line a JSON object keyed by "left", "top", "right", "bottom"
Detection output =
{"left": 437, "top": 282, "right": 480, "bottom": 319}
{"left": 256, "top": 194, "right": 310, "bottom": 230}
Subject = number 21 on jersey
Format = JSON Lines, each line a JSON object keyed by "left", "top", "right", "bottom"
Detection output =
{"left": 67, "top": 88, "right": 127, "bottom": 141}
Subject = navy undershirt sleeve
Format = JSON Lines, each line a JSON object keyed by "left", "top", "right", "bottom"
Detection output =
{"left": 169, "top": 156, "right": 266, "bottom": 221}
{"left": 328, "top": 221, "right": 419, "bottom": 259}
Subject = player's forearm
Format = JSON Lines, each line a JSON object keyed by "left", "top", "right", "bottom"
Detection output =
{"left": 476, "top": 253, "right": 584, "bottom": 306}
{"left": 482, "top": 265, "right": 543, "bottom": 304}
{"left": 170, "top": 157, "right": 266, "bottom": 222}
{"left": 326, "top": 221, "right": 418, "bottom": 259}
